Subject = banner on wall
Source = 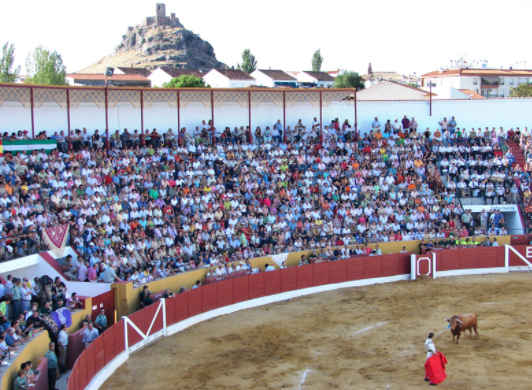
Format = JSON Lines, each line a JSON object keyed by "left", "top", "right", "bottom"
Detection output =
{"left": 51, "top": 307, "right": 73, "bottom": 329}
{"left": 43, "top": 224, "right": 69, "bottom": 257}
{"left": 271, "top": 253, "right": 289, "bottom": 268}
{"left": 0, "top": 139, "right": 57, "bottom": 157}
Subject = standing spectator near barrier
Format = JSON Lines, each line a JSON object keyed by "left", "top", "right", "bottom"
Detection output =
{"left": 62, "top": 255, "right": 77, "bottom": 281}
{"left": 45, "top": 342, "right": 58, "bottom": 390}
{"left": 20, "top": 280, "right": 32, "bottom": 315}
{"left": 95, "top": 308, "right": 107, "bottom": 333}
{"left": 11, "top": 278, "right": 22, "bottom": 321}
{"left": 82, "top": 322, "right": 99, "bottom": 348}
{"left": 57, "top": 324, "right": 68, "bottom": 373}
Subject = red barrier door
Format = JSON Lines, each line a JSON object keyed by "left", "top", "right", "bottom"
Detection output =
{"left": 413, "top": 253, "right": 435, "bottom": 279}
{"left": 91, "top": 289, "right": 116, "bottom": 325}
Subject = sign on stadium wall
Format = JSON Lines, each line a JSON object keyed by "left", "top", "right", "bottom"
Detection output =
{"left": 0, "top": 139, "right": 57, "bottom": 157}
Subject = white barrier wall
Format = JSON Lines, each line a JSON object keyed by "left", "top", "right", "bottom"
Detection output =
{"left": 1, "top": 98, "right": 532, "bottom": 136}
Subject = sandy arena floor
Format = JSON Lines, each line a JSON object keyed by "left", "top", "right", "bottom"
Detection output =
{"left": 101, "top": 273, "right": 532, "bottom": 390}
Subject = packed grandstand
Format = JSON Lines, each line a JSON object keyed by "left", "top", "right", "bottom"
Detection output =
{"left": 0, "top": 117, "right": 530, "bottom": 281}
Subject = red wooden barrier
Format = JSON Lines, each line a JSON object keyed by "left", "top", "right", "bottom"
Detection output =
{"left": 510, "top": 234, "right": 532, "bottom": 245}
{"left": 114, "top": 319, "right": 125, "bottom": 354}
{"left": 398, "top": 253, "right": 411, "bottom": 274}
{"left": 103, "top": 324, "right": 116, "bottom": 365}
{"left": 347, "top": 257, "right": 364, "bottom": 280}
{"left": 165, "top": 296, "right": 176, "bottom": 325}
{"left": 174, "top": 292, "right": 189, "bottom": 322}
{"left": 126, "top": 310, "right": 145, "bottom": 346}
{"left": 280, "top": 267, "right": 297, "bottom": 292}
{"left": 438, "top": 249, "right": 459, "bottom": 271}
{"left": 69, "top": 362, "right": 76, "bottom": 390}
{"left": 218, "top": 279, "right": 234, "bottom": 307}
{"left": 264, "top": 270, "right": 281, "bottom": 295}
{"left": 477, "top": 247, "right": 497, "bottom": 268}
{"left": 77, "top": 352, "right": 88, "bottom": 390}
{"left": 232, "top": 276, "right": 249, "bottom": 303}
{"left": 248, "top": 272, "right": 265, "bottom": 299}
{"left": 144, "top": 302, "right": 164, "bottom": 334}
{"left": 363, "top": 256, "right": 381, "bottom": 279}
{"left": 188, "top": 288, "right": 203, "bottom": 317}
{"left": 495, "top": 246, "right": 505, "bottom": 267}
{"left": 313, "top": 262, "right": 330, "bottom": 286}
{"left": 382, "top": 253, "right": 399, "bottom": 277}
{"left": 296, "top": 265, "right": 313, "bottom": 289}
{"left": 460, "top": 248, "right": 478, "bottom": 269}
{"left": 329, "top": 260, "right": 347, "bottom": 284}
{"left": 93, "top": 336, "right": 105, "bottom": 374}
{"left": 201, "top": 283, "right": 218, "bottom": 312}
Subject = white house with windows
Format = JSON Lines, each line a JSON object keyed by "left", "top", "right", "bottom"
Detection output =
{"left": 148, "top": 67, "right": 205, "bottom": 87}
{"left": 421, "top": 68, "right": 532, "bottom": 99}
{"left": 202, "top": 69, "right": 256, "bottom": 88}
{"left": 250, "top": 69, "right": 297, "bottom": 88}
{"left": 295, "top": 71, "right": 335, "bottom": 88}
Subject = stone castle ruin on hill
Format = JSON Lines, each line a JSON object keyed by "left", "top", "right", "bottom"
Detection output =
{"left": 80, "top": 2, "right": 225, "bottom": 73}
{"left": 144, "top": 3, "right": 184, "bottom": 28}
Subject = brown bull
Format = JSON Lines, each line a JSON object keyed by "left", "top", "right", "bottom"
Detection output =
{"left": 444, "top": 312, "right": 479, "bottom": 344}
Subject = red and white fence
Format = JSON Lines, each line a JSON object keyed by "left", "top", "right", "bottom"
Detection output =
{"left": 411, "top": 245, "right": 532, "bottom": 280}
{"left": 68, "top": 246, "right": 532, "bottom": 390}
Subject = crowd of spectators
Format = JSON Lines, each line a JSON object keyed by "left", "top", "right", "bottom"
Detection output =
{"left": 516, "top": 132, "right": 532, "bottom": 233}
{"left": 0, "top": 115, "right": 528, "bottom": 288}
{"left": 0, "top": 274, "right": 84, "bottom": 372}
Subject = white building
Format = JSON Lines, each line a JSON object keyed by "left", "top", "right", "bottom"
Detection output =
{"left": 113, "top": 67, "right": 151, "bottom": 77}
{"left": 421, "top": 68, "right": 532, "bottom": 99}
{"left": 250, "top": 69, "right": 297, "bottom": 88}
{"left": 296, "top": 71, "right": 335, "bottom": 88}
{"left": 148, "top": 67, "right": 205, "bottom": 87}
{"left": 362, "top": 63, "right": 420, "bottom": 88}
{"left": 356, "top": 81, "right": 436, "bottom": 100}
{"left": 202, "top": 69, "right": 256, "bottom": 88}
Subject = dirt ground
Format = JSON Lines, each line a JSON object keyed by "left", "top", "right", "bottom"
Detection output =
{"left": 101, "top": 273, "right": 532, "bottom": 390}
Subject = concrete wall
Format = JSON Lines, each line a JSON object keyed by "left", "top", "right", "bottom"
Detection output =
{"left": 0, "top": 247, "right": 110, "bottom": 297}
{"left": 2, "top": 98, "right": 532, "bottom": 137}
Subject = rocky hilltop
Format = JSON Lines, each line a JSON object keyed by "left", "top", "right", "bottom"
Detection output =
{"left": 79, "top": 17, "right": 226, "bottom": 73}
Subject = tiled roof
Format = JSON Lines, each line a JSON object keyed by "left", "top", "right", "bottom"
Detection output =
{"left": 115, "top": 67, "right": 151, "bottom": 77}
{"left": 387, "top": 80, "right": 436, "bottom": 95}
{"left": 302, "top": 71, "right": 335, "bottom": 81}
{"left": 458, "top": 89, "right": 486, "bottom": 99}
{"left": 420, "top": 69, "right": 461, "bottom": 78}
{"left": 158, "top": 67, "right": 204, "bottom": 78}
{"left": 362, "top": 72, "right": 419, "bottom": 82}
{"left": 66, "top": 74, "right": 149, "bottom": 81}
{"left": 215, "top": 69, "right": 255, "bottom": 80}
{"left": 256, "top": 70, "right": 296, "bottom": 81}
{"left": 361, "top": 80, "right": 437, "bottom": 96}
{"left": 421, "top": 68, "right": 532, "bottom": 78}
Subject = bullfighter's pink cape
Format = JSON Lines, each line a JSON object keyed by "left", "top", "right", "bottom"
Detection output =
{"left": 424, "top": 352, "right": 448, "bottom": 384}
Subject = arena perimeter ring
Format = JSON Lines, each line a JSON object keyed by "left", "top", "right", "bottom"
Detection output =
{"left": 101, "top": 273, "right": 532, "bottom": 390}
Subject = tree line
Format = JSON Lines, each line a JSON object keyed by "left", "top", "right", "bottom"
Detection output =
{"left": 0, "top": 42, "right": 67, "bottom": 85}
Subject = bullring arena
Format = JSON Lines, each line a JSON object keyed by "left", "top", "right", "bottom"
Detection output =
{"left": 101, "top": 272, "right": 532, "bottom": 390}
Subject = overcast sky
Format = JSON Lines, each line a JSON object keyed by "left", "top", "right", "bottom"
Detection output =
{"left": 1, "top": 0, "right": 531, "bottom": 76}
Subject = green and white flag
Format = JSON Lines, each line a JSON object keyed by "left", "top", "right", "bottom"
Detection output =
{"left": 0, "top": 139, "right": 57, "bottom": 156}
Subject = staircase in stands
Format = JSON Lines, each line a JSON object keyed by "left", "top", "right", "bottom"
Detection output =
{"left": 507, "top": 141, "right": 526, "bottom": 167}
